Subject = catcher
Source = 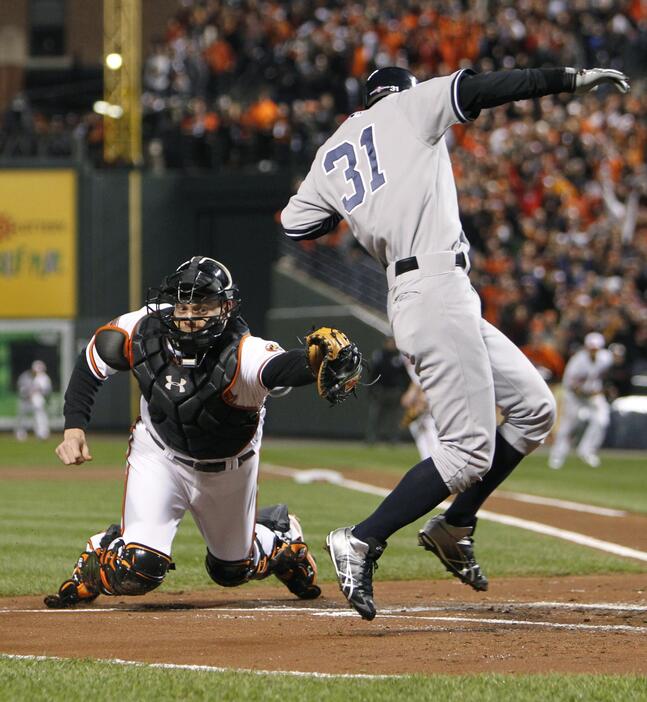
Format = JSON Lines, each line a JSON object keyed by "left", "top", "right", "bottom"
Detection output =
{"left": 45, "top": 256, "right": 362, "bottom": 608}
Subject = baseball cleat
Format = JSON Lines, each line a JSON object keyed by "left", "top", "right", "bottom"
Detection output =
{"left": 418, "top": 515, "right": 489, "bottom": 592}
{"left": 577, "top": 451, "right": 600, "bottom": 468}
{"left": 325, "top": 527, "right": 385, "bottom": 621}
{"left": 43, "top": 551, "right": 101, "bottom": 609}
{"left": 271, "top": 513, "right": 321, "bottom": 600}
{"left": 43, "top": 524, "right": 121, "bottom": 609}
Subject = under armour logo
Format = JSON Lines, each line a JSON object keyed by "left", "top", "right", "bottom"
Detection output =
{"left": 165, "top": 376, "right": 187, "bottom": 393}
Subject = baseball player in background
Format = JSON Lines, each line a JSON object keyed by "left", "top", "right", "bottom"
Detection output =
{"left": 548, "top": 332, "right": 614, "bottom": 470}
{"left": 400, "top": 379, "right": 440, "bottom": 461}
{"left": 15, "top": 360, "right": 52, "bottom": 441}
{"left": 281, "top": 64, "right": 630, "bottom": 620}
{"left": 45, "top": 256, "right": 361, "bottom": 608}
{"left": 399, "top": 354, "right": 440, "bottom": 460}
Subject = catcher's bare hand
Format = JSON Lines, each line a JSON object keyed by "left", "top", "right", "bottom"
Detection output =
{"left": 567, "top": 67, "right": 630, "bottom": 95}
{"left": 56, "top": 428, "right": 93, "bottom": 465}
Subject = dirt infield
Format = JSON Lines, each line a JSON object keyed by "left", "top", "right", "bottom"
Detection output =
{"left": 2, "top": 576, "right": 646, "bottom": 675}
{"left": 2, "top": 463, "right": 646, "bottom": 676}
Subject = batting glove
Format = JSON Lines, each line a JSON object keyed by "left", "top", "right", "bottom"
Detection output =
{"left": 566, "top": 67, "right": 630, "bottom": 95}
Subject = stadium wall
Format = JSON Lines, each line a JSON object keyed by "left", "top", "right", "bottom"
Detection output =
{"left": 2, "top": 166, "right": 292, "bottom": 430}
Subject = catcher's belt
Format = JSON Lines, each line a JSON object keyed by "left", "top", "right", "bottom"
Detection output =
{"left": 147, "top": 430, "right": 256, "bottom": 472}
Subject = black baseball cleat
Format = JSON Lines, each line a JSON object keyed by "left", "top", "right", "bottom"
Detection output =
{"left": 43, "top": 552, "right": 101, "bottom": 609}
{"left": 268, "top": 505, "right": 321, "bottom": 600}
{"left": 43, "top": 524, "right": 121, "bottom": 609}
{"left": 270, "top": 539, "right": 322, "bottom": 600}
{"left": 418, "top": 515, "right": 489, "bottom": 591}
{"left": 325, "top": 527, "right": 385, "bottom": 621}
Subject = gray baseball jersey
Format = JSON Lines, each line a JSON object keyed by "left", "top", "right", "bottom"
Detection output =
{"left": 281, "top": 70, "right": 472, "bottom": 266}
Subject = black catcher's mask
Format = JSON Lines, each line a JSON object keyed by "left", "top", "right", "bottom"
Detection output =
{"left": 364, "top": 67, "right": 418, "bottom": 108}
{"left": 147, "top": 256, "right": 241, "bottom": 362}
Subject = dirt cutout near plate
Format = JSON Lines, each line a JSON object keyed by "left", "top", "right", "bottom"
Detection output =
{"left": 1, "top": 576, "right": 646, "bottom": 675}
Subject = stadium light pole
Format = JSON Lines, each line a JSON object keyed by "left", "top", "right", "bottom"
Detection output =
{"left": 103, "top": 0, "right": 142, "bottom": 421}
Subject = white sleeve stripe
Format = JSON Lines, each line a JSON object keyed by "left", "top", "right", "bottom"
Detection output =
{"left": 451, "top": 69, "right": 470, "bottom": 124}
{"left": 85, "top": 340, "right": 107, "bottom": 380}
{"left": 256, "top": 352, "right": 283, "bottom": 391}
{"left": 284, "top": 225, "right": 323, "bottom": 237}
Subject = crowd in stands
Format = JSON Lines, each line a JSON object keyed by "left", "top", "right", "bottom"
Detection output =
{"left": 2, "top": 0, "right": 647, "bottom": 389}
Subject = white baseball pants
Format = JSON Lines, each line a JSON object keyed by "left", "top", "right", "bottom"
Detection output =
{"left": 117, "top": 421, "right": 276, "bottom": 561}
{"left": 549, "top": 390, "right": 610, "bottom": 464}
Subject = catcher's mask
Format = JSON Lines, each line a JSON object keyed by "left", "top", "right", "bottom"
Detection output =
{"left": 364, "top": 67, "right": 418, "bottom": 108}
{"left": 147, "top": 256, "right": 241, "bottom": 363}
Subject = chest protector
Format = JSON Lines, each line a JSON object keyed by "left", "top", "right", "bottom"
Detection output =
{"left": 131, "top": 315, "right": 259, "bottom": 459}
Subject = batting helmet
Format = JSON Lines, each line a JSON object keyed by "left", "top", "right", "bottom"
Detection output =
{"left": 149, "top": 256, "right": 241, "bottom": 359}
{"left": 364, "top": 67, "right": 418, "bottom": 108}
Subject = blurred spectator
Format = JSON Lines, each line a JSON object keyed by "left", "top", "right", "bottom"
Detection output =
{"left": 2, "top": 1, "right": 647, "bottom": 375}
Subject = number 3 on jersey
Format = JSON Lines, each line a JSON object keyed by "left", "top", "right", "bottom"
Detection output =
{"left": 323, "top": 125, "right": 386, "bottom": 213}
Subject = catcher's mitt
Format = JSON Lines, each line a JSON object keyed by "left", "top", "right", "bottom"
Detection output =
{"left": 305, "top": 326, "right": 363, "bottom": 404}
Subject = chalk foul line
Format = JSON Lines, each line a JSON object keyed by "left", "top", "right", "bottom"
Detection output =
{"left": 262, "top": 464, "right": 647, "bottom": 563}
{"left": 0, "top": 653, "right": 397, "bottom": 680}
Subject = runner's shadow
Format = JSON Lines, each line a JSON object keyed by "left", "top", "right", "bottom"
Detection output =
{"left": 98, "top": 597, "right": 335, "bottom": 612}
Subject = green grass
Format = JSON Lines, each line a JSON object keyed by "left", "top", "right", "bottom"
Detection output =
{"left": 2, "top": 435, "right": 646, "bottom": 515}
{"left": 1, "top": 658, "right": 646, "bottom": 702}
{"left": 0, "top": 435, "right": 645, "bottom": 596}
{"left": 261, "top": 439, "right": 647, "bottom": 514}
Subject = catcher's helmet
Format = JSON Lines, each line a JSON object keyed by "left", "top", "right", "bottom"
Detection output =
{"left": 364, "top": 67, "right": 418, "bottom": 108}
{"left": 148, "top": 256, "right": 241, "bottom": 360}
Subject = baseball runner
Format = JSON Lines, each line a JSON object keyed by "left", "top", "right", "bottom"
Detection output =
{"left": 281, "top": 65, "right": 630, "bottom": 620}
{"left": 15, "top": 360, "right": 52, "bottom": 441}
{"left": 548, "top": 332, "right": 614, "bottom": 469}
{"left": 45, "top": 256, "right": 362, "bottom": 608}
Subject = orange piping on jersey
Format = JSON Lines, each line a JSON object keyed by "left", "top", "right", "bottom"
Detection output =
{"left": 87, "top": 338, "right": 107, "bottom": 380}
{"left": 128, "top": 317, "right": 143, "bottom": 368}
{"left": 256, "top": 351, "right": 284, "bottom": 390}
{"left": 222, "top": 333, "right": 255, "bottom": 408}
{"left": 121, "top": 428, "right": 135, "bottom": 534}
{"left": 250, "top": 491, "right": 259, "bottom": 561}
{"left": 95, "top": 324, "right": 133, "bottom": 370}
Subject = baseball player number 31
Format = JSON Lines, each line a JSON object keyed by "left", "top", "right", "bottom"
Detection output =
{"left": 282, "top": 64, "right": 630, "bottom": 620}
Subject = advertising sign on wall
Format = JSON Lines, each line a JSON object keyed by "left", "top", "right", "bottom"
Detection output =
{"left": 0, "top": 170, "right": 77, "bottom": 318}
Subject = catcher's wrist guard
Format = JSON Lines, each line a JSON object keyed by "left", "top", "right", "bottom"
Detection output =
{"left": 304, "top": 326, "right": 363, "bottom": 404}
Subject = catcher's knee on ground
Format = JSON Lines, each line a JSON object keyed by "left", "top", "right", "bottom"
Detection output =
{"left": 205, "top": 551, "right": 253, "bottom": 587}
{"left": 100, "top": 542, "right": 172, "bottom": 595}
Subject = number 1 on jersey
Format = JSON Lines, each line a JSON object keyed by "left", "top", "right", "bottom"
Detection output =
{"left": 360, "top": 125, "right": 386, "bottom": 192}
{"left": 323, "top": 125, "right": 386, "bottom": 213}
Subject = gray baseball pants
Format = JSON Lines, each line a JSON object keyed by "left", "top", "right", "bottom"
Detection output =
{"left": 387, "top": 253, "right": 555, "bottom": 493}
